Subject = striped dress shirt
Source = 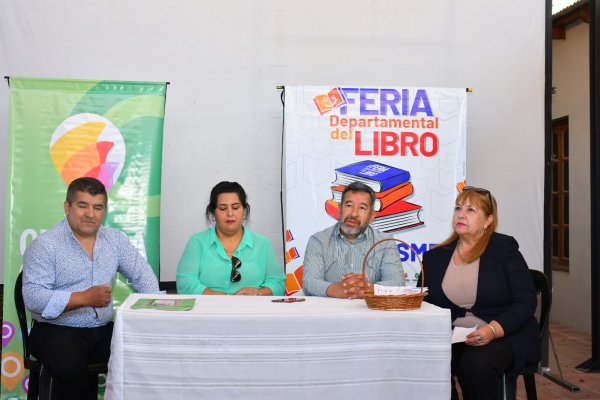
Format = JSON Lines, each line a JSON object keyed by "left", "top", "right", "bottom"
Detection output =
{"left": 303, "top": 223, "right": 405, "bottom": 296}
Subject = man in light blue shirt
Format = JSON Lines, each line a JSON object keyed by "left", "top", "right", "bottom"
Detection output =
{"left": 23, "top": 177, "right": 159, "bottom": 399}
{"left": 303, "top": 182, "right": 404, "bottom": 299}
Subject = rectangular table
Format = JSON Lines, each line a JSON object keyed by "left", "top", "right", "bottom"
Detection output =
{"left": 105, "top": 294, "right": 451, "bottom": 400}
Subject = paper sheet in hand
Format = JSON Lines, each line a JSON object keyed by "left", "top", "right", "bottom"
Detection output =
{"left": 451, "top": 326, "right": 476, "bottom": 343}
{"left": 131, "top": 298, "right": 196, "bottom": 311}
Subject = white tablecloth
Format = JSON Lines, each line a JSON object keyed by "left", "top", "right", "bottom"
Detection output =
{"left": 105, "top": 294, "right": 451, "bottom": 400}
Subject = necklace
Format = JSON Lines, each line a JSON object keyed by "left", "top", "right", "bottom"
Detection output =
{"left": 456, "top": 239, "right": 468, "bottom": 267}
{"left": 222, "top": 240, "right": 240, "bottom": 257}
{"left": 216, "top": 228, "right": 243, "bottom": 257}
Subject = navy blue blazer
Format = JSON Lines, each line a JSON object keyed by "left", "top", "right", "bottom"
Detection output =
{"left": 422, "top": 232, "right": 540, "bottom": 373}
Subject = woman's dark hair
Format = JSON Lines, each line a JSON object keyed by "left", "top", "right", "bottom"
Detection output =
{"left": 205, "top": 181, "right": 250, "bottom": 223}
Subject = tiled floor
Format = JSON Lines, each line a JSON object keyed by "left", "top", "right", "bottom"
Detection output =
{"left": 514, "top": 321, "right": 600, "bottom": 400}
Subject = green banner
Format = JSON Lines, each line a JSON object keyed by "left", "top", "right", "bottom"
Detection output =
{"left": 1, "top": 77, "right": 166, "bottom": 399}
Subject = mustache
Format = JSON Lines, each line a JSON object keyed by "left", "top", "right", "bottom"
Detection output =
{"left": 343, "top": 217, "right": 360, "bottom": 224}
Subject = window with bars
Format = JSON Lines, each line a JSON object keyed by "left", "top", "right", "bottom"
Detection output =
{"left": 551, "top": 116, "right": 569, "bottom": 271}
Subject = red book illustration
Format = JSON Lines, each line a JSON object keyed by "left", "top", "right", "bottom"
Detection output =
{"left": 325, "top": 199, "right": 423, "bottom": 233}
{"left": 331, "top": 182, "right": 414, "bottom": 212}
{"left": 285, "top": 247, "right": 300, "bottom": 264}
{"left": 285, "top": 229, "right": 294, "bottom": 242}
{"left": 313, "top": 87, "right": 347, "bottom": 115}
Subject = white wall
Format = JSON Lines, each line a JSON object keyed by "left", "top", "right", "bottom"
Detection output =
{"left": 551, "top": 20, "right": 591, "bottom": 332}
{"left": 0, "top": 1, "right": 545, "bottom": 282}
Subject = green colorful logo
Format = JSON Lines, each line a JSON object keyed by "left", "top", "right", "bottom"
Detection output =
{"left": 50, "top": 113, "right": 125, "bottom": 190}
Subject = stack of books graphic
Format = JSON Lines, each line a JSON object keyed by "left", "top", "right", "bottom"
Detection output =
{"left": 325, "top": 160, "right": 424, "bottom": 233}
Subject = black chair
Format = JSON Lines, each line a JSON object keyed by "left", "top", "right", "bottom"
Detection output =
{"left": 14, "top": 271, "right": 108, "bottom": 400}
{"left": 503, "top": 269, "right": 552, "bottom": 400}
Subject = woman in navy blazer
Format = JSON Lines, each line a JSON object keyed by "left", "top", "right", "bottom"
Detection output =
{"left": 422, "top": 187, "right": 539, "bottom": 400}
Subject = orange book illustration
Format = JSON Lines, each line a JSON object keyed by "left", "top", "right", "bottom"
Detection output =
{"left": 331, "top": 182, "right": 414, "bottom": 212}
{"left": 313, "top": 88, "right": 347, "bottom": 115}
{"left": 325, "top": 199, "right": 423, "bottom": 233}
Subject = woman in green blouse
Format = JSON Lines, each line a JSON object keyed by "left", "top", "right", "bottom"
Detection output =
{"left": 176, "top": 181, "right": 285, "bottom": 295}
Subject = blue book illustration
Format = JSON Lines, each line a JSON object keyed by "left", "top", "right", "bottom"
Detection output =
{"left": 333, "top": 160, "right": 410, "bottom": 192}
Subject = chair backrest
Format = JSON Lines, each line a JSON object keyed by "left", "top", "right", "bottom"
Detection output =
{"left": 14, "top": 271, "right": 33, "bottom": 362}
{"left": 530, "top": 269, "right": 552, "bottom": 340}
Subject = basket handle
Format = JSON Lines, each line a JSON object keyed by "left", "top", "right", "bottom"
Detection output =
{"left": 361, "top": 238, "right": 425, "bottom": 294}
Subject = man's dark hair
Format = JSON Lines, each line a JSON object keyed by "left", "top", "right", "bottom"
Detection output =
{"left": 66, "top": 177, "right": 107, "bottom": 204}
{"left": 205, "top": 181, "right": 250, "bottom": 222}
{"left": 341, "top": 182, "right": 376, "bottom": 208}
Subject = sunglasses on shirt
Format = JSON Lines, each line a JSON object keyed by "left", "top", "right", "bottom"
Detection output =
{"left": 231, "top": 256, "right": 242, "bottom": 282}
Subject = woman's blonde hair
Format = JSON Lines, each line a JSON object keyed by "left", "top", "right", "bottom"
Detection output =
{"left": 435, "top": 187, "right": 498, "bottom": 263}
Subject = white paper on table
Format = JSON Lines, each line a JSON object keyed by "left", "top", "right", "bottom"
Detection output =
{"left": 451, "top": 326, "right": 477, "bottom": 343}
{"left": 373, "top": 284, "right": 428, "bottom": 295}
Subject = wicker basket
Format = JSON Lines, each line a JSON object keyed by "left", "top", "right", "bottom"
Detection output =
{"left": 362, "top": 238, "right": 427, "bottom": 311}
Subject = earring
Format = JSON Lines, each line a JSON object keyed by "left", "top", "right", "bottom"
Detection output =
{"left": 484, "top": 228, "right": 488, "bottom": 235}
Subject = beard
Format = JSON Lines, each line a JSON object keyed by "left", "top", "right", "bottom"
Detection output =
{"left": 339, "top": 217, "right": 369, "bottom": 239}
